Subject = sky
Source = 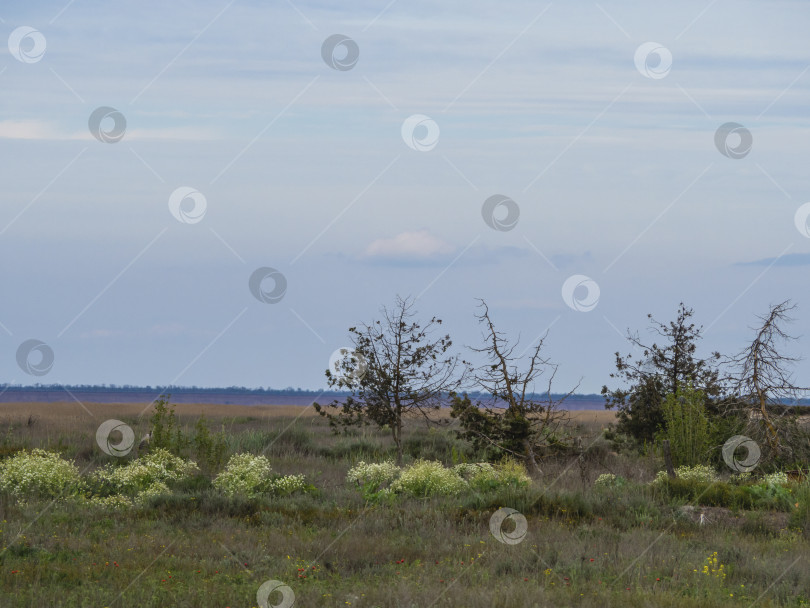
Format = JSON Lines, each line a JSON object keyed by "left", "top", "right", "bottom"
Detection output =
{"left": 1, "top": 0, "right": 809, "bottom": 395}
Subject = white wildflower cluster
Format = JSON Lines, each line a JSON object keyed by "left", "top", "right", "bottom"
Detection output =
{"left": 268, "top": 474, "right": 308, "bottom": 495}
{"left": 93, "top": 448, "right": 199, "bottom": 495}
{"left": 346, "top": 460, "right": 402, "bottom": 490}
{"left": 761, "top": 471, "right": 789, "bottom": 487}
{"left": 652, "top": 464, "right": 718, "bottom": 485}
{"left": 454, "top": 459, "right": 531, "bottom": 491}
{"left": 594, "top": 473, "right": 618, "bottom": 488}
{"left": 452, "top": 462, "right": 496, "bottom": 480}
{"left": 392, "top": 460, "right": 468, "bottom": 497}
{"left": 0, "top": 449, "right": 82, "bottom": 499}
{"left": 213, "top": 453, "right": 273, "bottom": 497}
{"left": 347, "top": 458, "right": 531, "bottom": 498}
{"left": 135, "top": 481, "right": 172, "bottom": 503}
{"left": 213, "top": 453, "right": 308, "bottom": 498}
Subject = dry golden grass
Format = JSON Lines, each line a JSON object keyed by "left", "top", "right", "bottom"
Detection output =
{"left": 0, "top": 401, "right": 615, "bottom": 430}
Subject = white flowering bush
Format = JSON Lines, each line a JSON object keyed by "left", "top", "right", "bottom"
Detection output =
{"left": 652, "top": 464, "right": 718, "bottom": 485}
{"left": 347, "top": 459, "right": 531, "bottom": 499}
{"left": 346, "top": 460, "right": 402, "bottom": 490}
{"left": 0, "top": 449, "right": 83, "bottom": 499}
{"left": 268, "top": 474, "right": 308, "bottom": 495}
{"left": 93, "top": 448, "right": 199, "bottom": 495}
{"left": 594, "top": 473, "right": 622, "bottom": 489}
{"left": 136, "top": 481, "right": 172, "bottom": 503}
{"left": 391, "top": 460, "right": 468, "bottom": 497}
{"left": 761, "top": 471, "right": 789, "bottom": 487}
{"left": 213, "top": 453, "right": 309, "bottom": 498}
{"left": 676, "top": 465, "right": 718, "bottom": 483}
{"left": 452, "top": 462, "right": 495, "bottom": 480}
{"left": 454, "top": 460, "right": 531, "bottom": 492}
{"left": 213, "top": 453, "right": 273, "bottom": 497}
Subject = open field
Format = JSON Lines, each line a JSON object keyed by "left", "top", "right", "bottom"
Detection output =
{"left": 0, "top": 401, "right": 619, "bottom": 422}
{"left": 0, "top": 402, "right": 808, "bottom": 607}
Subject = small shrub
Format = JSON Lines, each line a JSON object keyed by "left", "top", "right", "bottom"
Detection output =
{"left": 267, "top": 474, "right": 309, "bottom": 496}
{"left": 747, "top": 479, "right": 795, "bottom": 511}
{"left": 93, "top": 448, "right": 199, "bottom": 496}
{"left": 762, "top": 471, "right": 789, "bottom": 487}
{"left": 594, "top": 473, "right": 627, "bottom": 490}
{"left": 391, "top": 460, "right": 467, "bottom": 497}
{"left": 652, "top": 464, "right": 718, "bottom": 485}
{"left": 149, "top": 398, "right": 186, "bottom": 455}
{"left": 455, "top": 459, "right": 531, "bottom": 492}
{"left": 346, "top": 459, "right": 531, "bottom": 500}
{"left": 659, "top": 384, "right": 714, "bottom": 467}
{"left": 0, "top": 449, "right": 82, "bottom": 500}
{"left": 346, "top": 460, "right": 401, "bottom": 491}
{"left": 213, "top": 453, "right": 309, "bottom": 498}
{"left": 213, "top": 453, "right": 273, "bottom": 497}
{"left": 193, "top": 416, "right": 228, "bottom": 472}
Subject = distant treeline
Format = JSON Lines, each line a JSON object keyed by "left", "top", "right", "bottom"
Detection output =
{"left": 0, "top": 384, "right": 344, "bottom": 396}
{"left": 0, "top": 384, "right": 806, "bottom": 408}
{"left": 0, "top": 383, "right": 604, "bottom": 401}
{"left": 0, "top": 383, "right": 606, "bottom": 406}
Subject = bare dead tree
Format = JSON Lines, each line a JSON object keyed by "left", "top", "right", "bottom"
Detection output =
{"left": 728, "top": 300, "right": 809, "bottom": 453}
{"left": 451, "top": 300, "right": 577, "bottom": 475}
{"left": 314, "top": 295, "right": 467, "bottom": 465}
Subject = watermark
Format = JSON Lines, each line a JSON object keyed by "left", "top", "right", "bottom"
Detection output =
{"left": 96, "top": 419, "right": 136, "bottom": 457}
{"left": 634, "top": 42, "right": 671, "bottom": 79}
{"left": 8, "top": 26, "right": 46, "bottom": 63}
{"left": 249, "top": 267, "right": 287, "bottom": 304}
{"left": 714, "top": 122, "right": 752, "bottom": 159}
{"left": 561, "top": 275, "right": 600, "bottom": 312}
{"left": 489, "top": 507, "right": 528, "bottom": 545}
{"left": 88, "top": 106, "right": 127, "bottom": 144}
{"left": 257, "top": 579, "right": 295, "bottom": 608}
{"left": 321, "top": 34, "right": 359, "bottom": 71}
{"left": 794, "top": 202, "right": 810, "bottom": 238}
{"left": 16, "top": 339, "right": 54, "bottom": 376}
{"left": 328, "top": 347, "right": 368, "bottom": 384}
{"left": 722, "top": 435, "right": 761, "bottom": 472}
{"left": 481, "top": 195, "right": 520, "bottom": 232}
{"left": 168, "top": 187, "right": 207, "bottom": 224}
{"left": 401, "top": 114, "right": 440, "bottom": 152}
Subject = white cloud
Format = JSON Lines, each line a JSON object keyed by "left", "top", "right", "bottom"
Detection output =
{"left": 0, "top": 120, "right": 218, "bottom": 141}
{"left": 0, "top": 120, "right": 63, "bottom": 140}
{"left": 364, "top": 230, "right": 454, "bottom": 259}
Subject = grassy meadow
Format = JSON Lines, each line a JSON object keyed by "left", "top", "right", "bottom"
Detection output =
{"left": 0, "top": 402, "right": 808, "bottom": 607}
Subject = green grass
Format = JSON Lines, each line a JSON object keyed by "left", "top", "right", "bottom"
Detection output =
{"left": 0, "top": 412, "right": 808, "bottom": 607}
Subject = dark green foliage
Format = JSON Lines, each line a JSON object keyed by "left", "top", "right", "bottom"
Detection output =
{"left": 602, "top": 303, "right": 725, "bottom": 446}
{"left": 149, "top": 397, "right": 186, "bottom": 454}
{"left": 450, "top": 392, "right": 531, "bottom": 462}
{"left": 146, "top": 398, "right": 229, "bottom": 472}
{"left": 658, "top": 384, "right": 714, "bottom": 466}
{"left": 192, "top": 416, "right": 228, "bottom": 472}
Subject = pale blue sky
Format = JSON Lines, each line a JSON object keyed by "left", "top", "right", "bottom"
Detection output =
{"left": 1, "top": 0, "right": 809, "bottom": 393}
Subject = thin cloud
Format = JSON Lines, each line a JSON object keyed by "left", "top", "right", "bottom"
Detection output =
{"left": 0, "top": 120, "right": 219, "bottom": 141}
{"left": 736, "top": 253, "right": 810, "bottom": 267}
{"left": 364, "top": 230, "right": 454, "bottom": 260}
